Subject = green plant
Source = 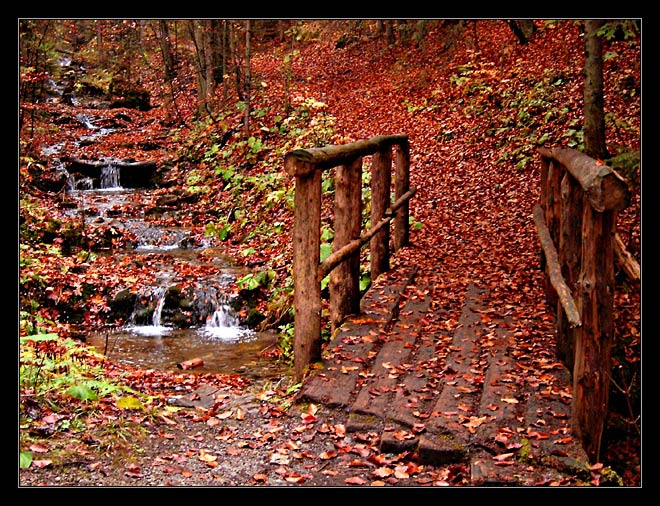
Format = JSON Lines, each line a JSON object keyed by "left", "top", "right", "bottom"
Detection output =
{"left": 205, "top": 218, "right": 232, "bottom": 242}
{"left": 20, "top": 333, "right": 125, "bottom": 400}
{"left": 237, "top": 268, "right": 277, "bottom": 292}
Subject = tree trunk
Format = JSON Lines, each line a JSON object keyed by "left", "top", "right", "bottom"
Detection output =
{"left": 583, "top": 20, "right": 609, "bottom": 160}
{"left": 188, "top": 20, "right": 210, "bottom": 118}
{"left": 244, "top": 20, "right": 252, "bottom": 138}
{"left": 157, "top": 20, "right": 176, "bottom": 81}
{"left": 507, "top": 19, "right": 536, "bottom": 44}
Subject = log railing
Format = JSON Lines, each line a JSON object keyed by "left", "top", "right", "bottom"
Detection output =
{"left": 284, "top": 134, "right": 415, "bottom": 380}
{"left": 534, "top": 146, "right": 634, "bottom": 463}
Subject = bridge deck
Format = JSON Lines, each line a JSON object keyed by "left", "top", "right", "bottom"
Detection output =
{"left": 296, "top": 266, "right": 590, "bottom": 486}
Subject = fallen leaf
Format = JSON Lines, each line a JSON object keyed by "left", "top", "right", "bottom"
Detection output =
{"left": 373, "top": 466, "right": 393, "bottom": 477}
{"left": 32, "top": 459, "right": 52, "bottom": 469}
{"left": 29, "top": 443, "right": 49, "bottom": 453}
{"left": 345, "top": 476, "right": 367, "bottom": 485}
{"left": 253, "top": 473, "right": 268, "bottom": 483}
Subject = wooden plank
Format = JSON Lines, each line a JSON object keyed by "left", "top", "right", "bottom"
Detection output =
{"left": 557, "top": 172, "right": 583, "bottom": 369}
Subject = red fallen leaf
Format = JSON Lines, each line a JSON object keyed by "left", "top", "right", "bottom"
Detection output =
{"left": 368, "top": 454, "right": 390, "bottom": 465}
{"left": 125, "top": 463, "right": 142, "bottom": 477}
{"left": 551, "top": 449, "right": 569, "bottom": 457}
{"left": 553, "top": 437, "right": 573, "bottom": 445}
{"left": 373, "top": 466, "right": 393, "bottom": 477}
{"left": 319, "top": 450, "right": 338, "bottom": 460}
{"left": 227, "top": 447, "right": 242, "bottom": 456}
{"left": 198, "top": 449, "right": 218, "bottom": 463}
{"left": 370, "top": 480, "right": 386, "bottom": 486}
{"left": 29, "top": 442, "right": 49, "bottom": 453}
{"left": 32, "top": 459, "right": 52, "bottom": 469}
{"left": 88, "top": 462, "right": 102, "bottom": 471}
{"left": 394, "top": 467, "right": 410, "bottom": 479}
{"left": 285, "top": 474, "right": 307, "bottom": 483}
{"left": 43, "top": 413, "right": 64, "bottom": 424}
{"left": 334, "top": 424, "right": 347, "bottom": 437}
{"left": 412, "top": 423, "right": 426, "bottom": 434}
{"left": 345, "top": 476, "right": 367, "bottom": 485}
{"left": 349, "top": 458, "right": 369, "bottom": 467}
{"left": 301, "top": 413, "right": 317, "bottom": 424}
{"left": 494, "top": 460, "right": 516, "bottom": 467}
{"left": 493, "top": 452, "right": 515, "bottom": 461}
{"left": 253, "top": 473, "right": 268, "bottom": 483}
{"left": 351, "top": 445, "right": 371, "bottom": 457}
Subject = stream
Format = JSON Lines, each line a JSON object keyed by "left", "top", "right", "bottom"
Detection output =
{"left": 43, "top": 108, "right": 288, "bottom": 380}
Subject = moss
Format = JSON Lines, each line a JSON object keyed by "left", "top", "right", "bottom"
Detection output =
{"left": 518, "top": 437, "right": 531, "bottom": 461}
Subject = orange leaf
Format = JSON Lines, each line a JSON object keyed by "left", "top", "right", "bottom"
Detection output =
{"left": 345, "top": 476, "right": 367, "bottom": 485}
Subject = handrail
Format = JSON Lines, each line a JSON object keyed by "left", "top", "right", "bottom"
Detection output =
{"left": 535, "top": 146, "right": 631, "bottom": 463}
{"left": 285, "top": 134, "right": 414, "bottom": 380}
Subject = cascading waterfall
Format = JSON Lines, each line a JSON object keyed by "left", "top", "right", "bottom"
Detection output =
{"left": 126, "top": 284, "right": 252, "bottom": 342}
{"left": 100, "top": 162, "right": 121, "bottom": 189}
{"left": 200, "top": 289, "right": 251, "bottom": 342}
{"left": 128, "top": 286, "right": 171, "bottom": 336}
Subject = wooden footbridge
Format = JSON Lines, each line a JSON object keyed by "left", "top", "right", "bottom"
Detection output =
{"left": 284, "top": 135, "right": 635, "bottom": 485}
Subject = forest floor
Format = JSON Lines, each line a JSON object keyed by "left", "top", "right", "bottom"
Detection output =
{"left": 19, "top": 20, "right": 641, "bottom": 488}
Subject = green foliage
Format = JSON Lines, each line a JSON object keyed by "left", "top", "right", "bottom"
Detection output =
{"left": 597, "top": 20, "right": 640, "bottom": 41}
{"left": 237, "top": 269, "right": 277, "bottom": 292}
{"left": 205, "top": 218, "right": 232, "bottom": 242}
{"left": 19, "top": 332, "right": 134, "bottom": 403}
{"left": 20, "top": 451, "right": 33, "bottom": 469}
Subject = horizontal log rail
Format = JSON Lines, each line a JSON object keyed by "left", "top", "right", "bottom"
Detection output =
{"left": 318, "top": 187, "right": 417, "bottom": 281}
{"left": 532, "top": 204, "right": 581, "bottom": 328}
{"left": 285, "top": 134, "right": 414, "bottom": 380}
{"left": 535, "top": 146, "right": 632, "bottom": 464}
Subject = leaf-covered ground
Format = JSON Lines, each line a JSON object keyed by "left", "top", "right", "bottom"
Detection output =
{"left": 19, "top": 20, "right": 640, "bottom": 487}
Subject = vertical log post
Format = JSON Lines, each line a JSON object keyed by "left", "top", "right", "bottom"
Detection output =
{"left": 370, "top": 148, "right": 392, "bottom": 281}
{"left": 572, "top": 203, "right": 616, "bottom": 463}
{"left": 393, "top": 139, "right": 411, "bottom": 251}
{"left": 557, "top": 172, "right": 583, "bottom": 369}
{"left": 291, "top": 167, "right": 322, "bottom": 381}
{"left": 329, "top": 157, "right": 363, "bottom": 332}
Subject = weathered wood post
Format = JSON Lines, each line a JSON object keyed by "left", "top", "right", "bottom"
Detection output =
{"left": 330, "top": 157, "right": 363, "bottom": 332}
{"left": 557, "top": 172, "right": 583, "bottom": 369}
{"left": 574, "top": 200, "right": 615, "bottom": 463}
{"left": 285, "top": 158, "right": 322, "bottom": 381}
{"left": 393, "top": 139, "right": 411, "bottom": 251}
{"left": 370, "top": 148, "right": 392, "bottom": 281}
